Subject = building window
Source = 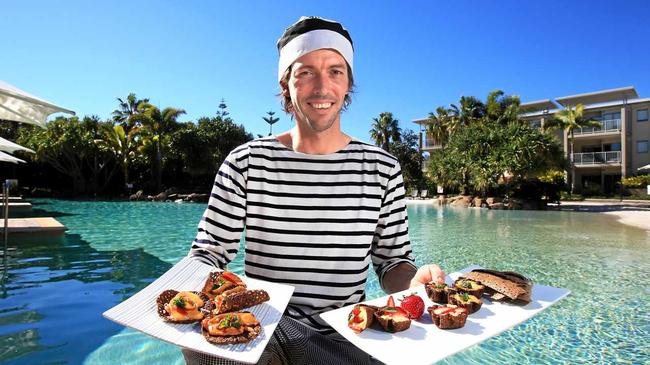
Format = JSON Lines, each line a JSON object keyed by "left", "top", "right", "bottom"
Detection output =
{"left": 638, "top": 140, "right": 649, "bottom": 153}
{"left": 637, "top": 109, "right": 649, "bottom": 122}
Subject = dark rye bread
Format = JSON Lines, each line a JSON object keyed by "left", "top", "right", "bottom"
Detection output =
{"left": 157, "top": 290, "right": 210, "bottom": 323}
{"left": 461, "top": 269, "right": 533, "bottom": 304}
{"left": 207, "top": 289, "right": 270, "bottom": 315}
{"left": 201, "top": 312, "right": 262, "bottom": 345}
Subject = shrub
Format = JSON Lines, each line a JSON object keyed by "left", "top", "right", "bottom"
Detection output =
{"left": 621, "top": 175, "right": 650, "bottom": 188}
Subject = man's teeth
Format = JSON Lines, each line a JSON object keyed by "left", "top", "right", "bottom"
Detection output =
{"left": 312, "top": 103, "right": 332, "bottom": 109}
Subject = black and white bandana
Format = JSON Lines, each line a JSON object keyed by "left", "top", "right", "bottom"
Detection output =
{"left": 276, "top": 16, "right": 354, "bottom": 82}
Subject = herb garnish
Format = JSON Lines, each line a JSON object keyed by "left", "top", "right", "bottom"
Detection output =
{"left": 173, "top": 297, "right": 186, "bottom": 309}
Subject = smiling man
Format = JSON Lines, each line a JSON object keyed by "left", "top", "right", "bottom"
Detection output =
{"left": 187, "top": 16, "right": 445, "bottom": 365}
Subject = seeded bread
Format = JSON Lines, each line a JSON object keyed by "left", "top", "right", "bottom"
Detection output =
{"left": 206, "top": 289, "right": 270, "bottom": 315}
{"left": 461, "top": 269, "right": 532, "bottom": 304}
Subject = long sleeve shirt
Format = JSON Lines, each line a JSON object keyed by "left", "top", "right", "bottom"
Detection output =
{"left": 189, "top": 137, "right": 415, "bottom": 333}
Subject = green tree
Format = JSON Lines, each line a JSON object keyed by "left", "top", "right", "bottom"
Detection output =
{"left": 544, "top": 104, "right": 601, "bottom": 193}
{"left": 112, "top": 93, "right": 150, "bottom": 134}
{"left": 94, "top": 124, "right": 140, "bottom": 190}
{"left": 370, "top": 112, "right": 401, "bottom": 151}
{"left": 425, "top": 106, "right": 452, "bottom": 148}
{"left": 389, "top": 129, "right": 424, "bottom": 192}
{"left": 17, "top": 116, "right": 108, "bottom": 194}
{"left": 132, "top": 105, "right": 186, "bottom": 192}
{"left": 263, "top": 111, "right": 280, "bottom": 136}
{"left": 168, "top": 116, "right": 253, "bottom": 188}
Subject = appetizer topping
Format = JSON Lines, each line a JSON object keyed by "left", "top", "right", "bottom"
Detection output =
{"left": 203, "top": 312, "right": 260, "bottom": 337}
{"left": 165, "top": 291, "right": 204, "bottom": 321}
{"left": 347, "top": 304, "right": 377, "bottom": 333}
{"left": 428, "top": 304, "right": 469, "bottom": 329}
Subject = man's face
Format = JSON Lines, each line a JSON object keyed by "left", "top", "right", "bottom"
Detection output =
{"left": 284, "top": 49, "right": 350, "bottom": 133}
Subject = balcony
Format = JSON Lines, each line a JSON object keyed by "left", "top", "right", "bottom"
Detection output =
{"left": 573, "top": 118, "right": 621, "bottom": 135}
{"left": 422, "top": 137, "right": 442, "bottom": 150}
{"left": 573, "top": 151, "right": 621, "bottom": 166}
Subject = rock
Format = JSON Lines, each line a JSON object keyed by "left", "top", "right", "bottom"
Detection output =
{"left": 490, "top": 202, "right": 505, "bottom": 210}
{"left": 129, "top": 190, "right": 144, "bottom": 201}
{"left": 182, "top": 193, "right": 208, "bottom": 203}
{"left": 153, "top": 191, "right": 168, "bottom": 201}
{"left": 451, "top": 198, "right": 470, "bottom": 207}
{"left": 486, "top": 197, "right": 502, "bottom": 205}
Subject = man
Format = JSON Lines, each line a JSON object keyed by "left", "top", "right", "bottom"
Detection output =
{"left": 187, "top": 16, "right": 444, "bottom": 364}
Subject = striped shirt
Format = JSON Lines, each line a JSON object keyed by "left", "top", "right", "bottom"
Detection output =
{"left": 189, "top": 137, "right": 415, "bottom": 333}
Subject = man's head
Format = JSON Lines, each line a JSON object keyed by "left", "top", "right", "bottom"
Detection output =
{"left": 277, "top": 17, "right": 355, "bottom": 127}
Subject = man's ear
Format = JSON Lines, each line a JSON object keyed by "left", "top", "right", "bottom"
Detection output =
{"left": 279, "top": 82, "right": 289, "bottom": 96}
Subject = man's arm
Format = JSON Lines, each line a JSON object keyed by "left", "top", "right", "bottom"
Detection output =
{"left": 189, "top": 148, "right": 248, "bottom": 268}
{"left": 382, "top": 263, "right": 446, "bottom": 294}
{"left": 382, "top": 262, "right": 417, "bottom": 294}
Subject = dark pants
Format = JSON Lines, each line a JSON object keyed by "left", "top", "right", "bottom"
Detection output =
{"left": 182, "top": 316, "right": 378, "bottom": 365}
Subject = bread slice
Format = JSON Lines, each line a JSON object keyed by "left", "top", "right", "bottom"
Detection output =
{"left": 461, "top": 269, "right": 532, "bottom": 304}
{"left": 207, "top": 289, "right": 270, "bottom": 315}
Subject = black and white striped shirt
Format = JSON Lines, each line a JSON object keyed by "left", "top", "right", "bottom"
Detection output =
{"left": 189, "top": 137, "right": 415, "bottom": 332}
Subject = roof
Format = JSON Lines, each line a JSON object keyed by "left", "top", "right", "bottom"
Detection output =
{"left": 520, "top": 99, "right": 558, "bottom": 113}
{"left": 555, "top": 86, "right": 639, "bottom": 107}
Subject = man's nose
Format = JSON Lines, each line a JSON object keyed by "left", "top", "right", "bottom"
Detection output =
{"left": 312, "top": 72, "right": 329, "bottom": 94}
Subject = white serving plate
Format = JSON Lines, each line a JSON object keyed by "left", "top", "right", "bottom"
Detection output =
{"left": 321, "top": 266, "right": 570, "bottom": 365}
{"left": 103, "top": 256, "right": 294, "bottom": 364}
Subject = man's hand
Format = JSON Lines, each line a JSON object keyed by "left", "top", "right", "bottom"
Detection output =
{"left": 409, "top": 264, "right": 445, "bottom": 288}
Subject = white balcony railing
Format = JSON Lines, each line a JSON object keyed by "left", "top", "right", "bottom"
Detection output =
{"left": 422, "top": 137, "right": 442, "bottom": 149}
{"left": 573, "top": 118, "right": 621, "bottom": 135}
{"left": 573, "top": 151, "right": 621, "bottom": 165}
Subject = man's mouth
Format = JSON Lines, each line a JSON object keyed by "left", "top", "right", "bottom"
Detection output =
{"left": 309, "top": 102, "right": 333, "bottom": 109}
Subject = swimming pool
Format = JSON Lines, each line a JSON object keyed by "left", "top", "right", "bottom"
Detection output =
{"left": 1, "top": 200, "right": 648, "bottom": 364}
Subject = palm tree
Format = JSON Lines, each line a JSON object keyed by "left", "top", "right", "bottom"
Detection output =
{"left": 133, "top": 105, "right": 186, "bottom": 192}
{"left": 95, "top": 124, "right": 140, "bottom": 190}
{"left": 112, "top": 93, "right": 150, "bottom": 134}
{"left": 485, "top": 90, "right": 521, "bottom": 125}
{"left": 448, "top": 96, "right": 485, "bottom": 133}
{"left": 545, "top": 103, "right": 601, "bottom": 193}
{"left": 369, "top": 112, "right": 401, "bottom": 151}
{"left": 263, "top": 111, "right": 279, "bottom": 136}
{"left": 426, "top": 106, "right": 452, "bottom": 149}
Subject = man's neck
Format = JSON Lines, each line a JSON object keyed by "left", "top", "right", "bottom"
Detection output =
{"left": 277, "top": 126, "right": 351, "bottom": 155}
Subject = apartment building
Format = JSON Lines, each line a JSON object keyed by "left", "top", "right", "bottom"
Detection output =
{"left": 414, "top": 86, "right": 650, "bottom": 194}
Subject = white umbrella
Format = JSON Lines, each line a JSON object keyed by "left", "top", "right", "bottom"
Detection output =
{"left": 638, "top": 164, "right": 650, "bottom": 171}
{"left": 0, "top": 137, "right": 34, "bottom": 154}
{"left": 0, "top": 151, "right": 25, "bottom": 164}
{"left": 0, "top": 80, "right": 75, "bottom": 129}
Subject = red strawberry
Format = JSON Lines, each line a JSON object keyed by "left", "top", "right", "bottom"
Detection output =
{"left": 386, "top": 295, "right": 396, "bottom": 308}
{"left": 399, "top": 293, "right": 425, "bottom": 320}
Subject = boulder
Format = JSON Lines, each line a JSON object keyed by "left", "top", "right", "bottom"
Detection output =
{"left": 451, "top": 198, "right": 470, "bottom": 207}
{"left": 154, "top": 191, "right": 168, "bottom": 201}
{"left": 490, "top": 202, "right": 505, "bottom": 210}
{"left": 486, "top": 197, "right": 502, "bottom": 205}
{"left": 129, "top": 190, "right": 144, "bottom": 201}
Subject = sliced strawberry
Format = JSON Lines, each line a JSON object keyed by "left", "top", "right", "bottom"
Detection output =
{"left": 386, "top": 295, "right": 395, "bottom": 308}
{"left": 221, "top": 271, "right": 242, "bottom": 284}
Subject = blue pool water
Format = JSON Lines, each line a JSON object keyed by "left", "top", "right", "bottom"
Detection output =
{"left": 1, "top": 199, "right": 648, "bottom": 364}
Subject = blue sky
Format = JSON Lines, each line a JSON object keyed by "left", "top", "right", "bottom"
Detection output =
{"left": 2, "top": 0, "right": 650, "bottom": 142}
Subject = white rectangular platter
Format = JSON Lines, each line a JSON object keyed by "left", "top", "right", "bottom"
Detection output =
{"left": 321, "top": 266, "right": 570, "bottom": 365}
{"left": 103, "top": 256, "right": 294, "bottom": 364}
